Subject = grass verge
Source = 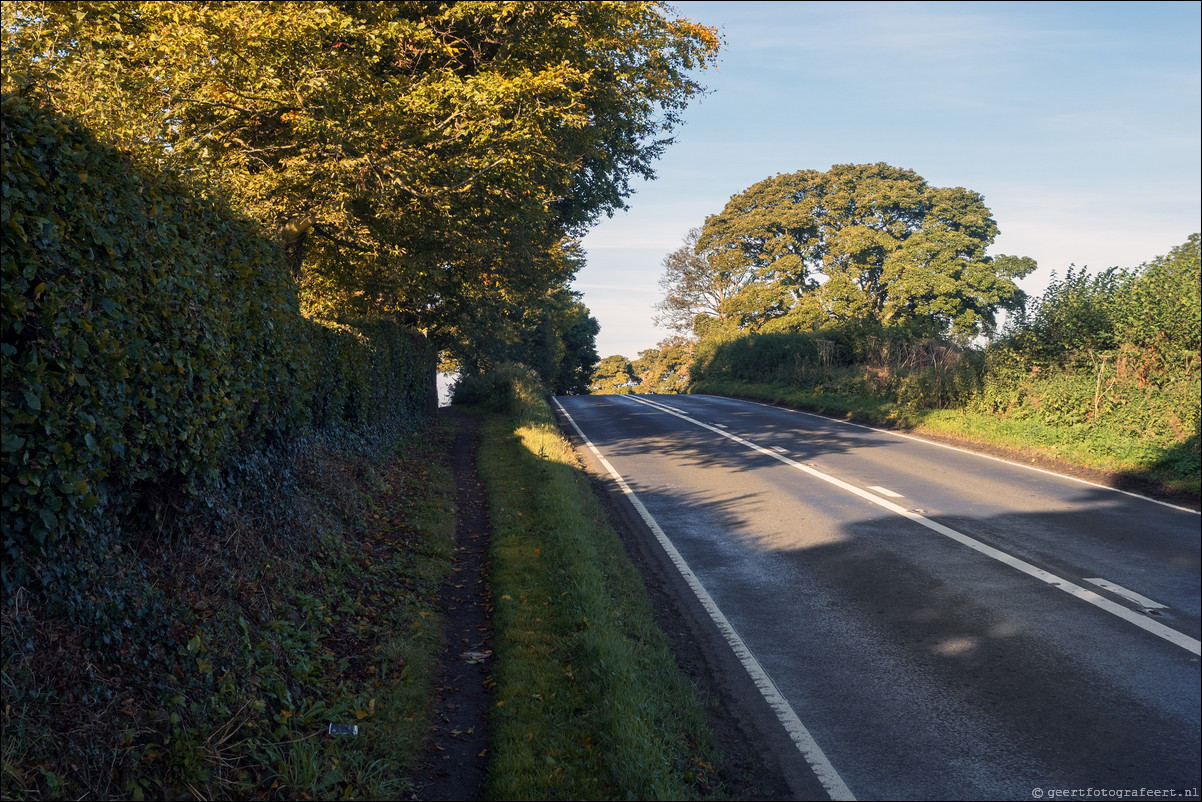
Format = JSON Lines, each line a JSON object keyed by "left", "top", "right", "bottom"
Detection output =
{"left": 472, "top": 378, "right": 722, "bottom": 800}
{"left": 691, "top": 378, "right": 1201, "bottom": 499}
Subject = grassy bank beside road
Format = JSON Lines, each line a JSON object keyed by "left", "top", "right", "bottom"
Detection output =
{"left": 692, "top": 378, "right": 1200, "bottom": 502}
{"left": 467, "top": 370, "right": 722, "bottom": 800}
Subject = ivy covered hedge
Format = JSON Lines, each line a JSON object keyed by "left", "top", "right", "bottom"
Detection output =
{"left": 1, "top": 94, "right": 432, "bottom": 593}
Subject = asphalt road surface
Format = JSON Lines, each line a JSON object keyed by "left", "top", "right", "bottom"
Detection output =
{"left": 553, "top": 393, "right": 1201, "bottom": 802}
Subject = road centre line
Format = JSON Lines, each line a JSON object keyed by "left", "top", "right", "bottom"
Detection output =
{"left": 1084, "top": 578, "right": 1168, "bottom": 611}
{"left": 720, "top": 396, "right": 1200, "bottom": 515}
{"left": 867, "top": 486, "right": 904, "bottom": 498}
{"left": 625, "top": 395, "right": 1202, "bottom": 657}
{"left": 551, "top": 398, "right": 856, "bottom": 802}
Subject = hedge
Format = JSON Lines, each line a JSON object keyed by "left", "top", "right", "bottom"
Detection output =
{"left": 1, "top": 94, "right": 432, "bottom": 594}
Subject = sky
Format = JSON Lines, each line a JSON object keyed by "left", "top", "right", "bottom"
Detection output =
{"left": 573, "top": 0, "right": 1202, "bottom": 360}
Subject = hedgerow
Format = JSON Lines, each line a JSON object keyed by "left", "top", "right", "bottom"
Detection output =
{"left": 692, "top": 324, "right": 985, "bottom": 410}
{"left": 976, "top": 238, "right": 1200, "bottom": 442}
{"left": 1, "top": 93, "right": 433, "bottom": 599}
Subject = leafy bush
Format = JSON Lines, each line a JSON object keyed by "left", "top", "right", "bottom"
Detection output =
{"left": 1002, "top": 267, "right": 1129, "bottom": 364}
{"left": 980, "top": 235, "right": 1200, "bottom": 444}
{"left": 1124, "top": 235, "right": 1201, "bottom": 354}
{"left": 1000, "top": 235, "right": 1199, "bottom": 371}
{"left": 450, "top": 363, "right": 546, "bottom": 416}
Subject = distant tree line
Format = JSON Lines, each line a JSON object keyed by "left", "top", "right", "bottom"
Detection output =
{"left": 591, "top": 336, "right": 693, "bottom": 394}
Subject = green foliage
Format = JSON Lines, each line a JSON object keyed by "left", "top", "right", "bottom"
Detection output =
{"left": 1001, "top": 267, "right": 1130, "bottom": 363}
{"left": 452, "top": 286, "right": 600, "bottom": 396}
{"left": 693, "top": 163, "right": 1037, "bottom": 338}
{"left": 591, "top": 355, "right": 638, "bottom": 394}
{"left": 1124, "top": 234, "right": 1202, "bottom": 358}
{"left": 981, "top": 235, "right": 1200, "bottom": 446}
{"left": 590, "top": 342, "right": 697, "bottom": 396}
{"left": 691, "top": 326, "right": 983, "bottom": 410}
{"left": 633, "top": 336, "right": 695, "bottom": 393}
{"left": 1002, "top": 235, "right": 1200, "bottom": 371}
{"left": 1, "top": 94, "right": 432, "bottom": 596}
{"left": 550, "top": 299, "right": 602, "bottom": 396}
{"left": 516, "top": 289, "right": 600, "bottom": 397}
{"left": 3, "top": 1, "right": 721, "bottom": 363}
{"left": 450, "top": 363, "right": 547, "bottom": 416}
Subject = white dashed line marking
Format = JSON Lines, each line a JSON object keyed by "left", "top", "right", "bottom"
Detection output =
{"left": 1084, "top": 578, "right": 1168, "bottom": 611}
{"left": 625, "top": 395, "right": 1202, "bottom": 657}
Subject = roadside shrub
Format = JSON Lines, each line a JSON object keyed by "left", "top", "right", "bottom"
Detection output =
{"left": 451, "top": 363, "right": 546, "bottom": 416}
{"left": 1004, "top": 236, "right": 1200, "bottom": 372}
{"left": 1004, "top": 267, "right": 1128, "bottom": 365}
{"left": 978, "top": 235, "right": 1200, "bottom": 446}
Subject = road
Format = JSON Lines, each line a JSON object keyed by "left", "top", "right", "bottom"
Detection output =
{"left": 552, "top": 393, "right": 1201, "bottom": 802}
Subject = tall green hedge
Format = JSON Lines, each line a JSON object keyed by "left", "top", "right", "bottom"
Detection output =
{"left": 1, "top": 94, "right": 432, "bottom": 593}
{"left": 691, "top": 325, "right": 988, "bottom": 410}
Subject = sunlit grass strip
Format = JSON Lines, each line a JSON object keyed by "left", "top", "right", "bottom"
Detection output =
{"left": 691, "top": 378, "right": 1200, "bottom": 497}
{"left": 478, "top": 391, "right": 720, "bottom": 800}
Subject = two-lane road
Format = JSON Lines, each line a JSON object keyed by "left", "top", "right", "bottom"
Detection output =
{"left": 554, "top": 393, "right": 1200, "bottom": 801}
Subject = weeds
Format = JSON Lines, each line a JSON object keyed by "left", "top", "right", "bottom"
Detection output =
{"left": 1, "top": 420, "right": 458, "bottom": 800}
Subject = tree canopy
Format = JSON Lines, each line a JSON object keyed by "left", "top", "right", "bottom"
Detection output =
{"left": 3, "top": 1, "right": 721, "bottom": 370}
{"left": 634, "top": 336, "right": 693, "bottom": 392}
{"left": 590, "top": 354, "right": 637, "bottom": 394}
{"left": 691, "top": 163, "right": 1036, "bottom": 339}
{"left": 654, "top": 227, "right": 755, "bottom": 334}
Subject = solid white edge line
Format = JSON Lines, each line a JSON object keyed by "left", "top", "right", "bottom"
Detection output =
{"left": 1083, "top": 578, "right": 1169, "bottom": 610}
{"left": 552, "top": 397, "right": 856, "bottom": 802}
{"left": 867, "top": 486, "right": 904, "bottom": 498}
{"left": 691, "top": 394, "right": 1200, "bottom": 515}
{"left": 626, "top": 395, "right": 1202, "bottom": 657}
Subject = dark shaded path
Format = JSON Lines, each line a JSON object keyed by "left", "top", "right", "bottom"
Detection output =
{"left": 411, "top": 410, "right": 493, "bottom": 800}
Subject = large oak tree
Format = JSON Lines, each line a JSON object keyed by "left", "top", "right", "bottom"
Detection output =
{"left": 693, "top": 163, "right": 1036, "bottom": 339}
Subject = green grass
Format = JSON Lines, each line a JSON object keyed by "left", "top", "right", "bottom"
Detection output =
{"left": 692, "top": 378, "right": 1201, "bottom": 499}
{"left": 4, "top": 388, "right": 731, "bottom": 800}
{"left": 472, "top": 380, "right": 722, "bottom": 800}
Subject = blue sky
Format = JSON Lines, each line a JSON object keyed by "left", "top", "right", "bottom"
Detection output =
{"left": 574, "top": 0, "right": 1202, "bottom": 360}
